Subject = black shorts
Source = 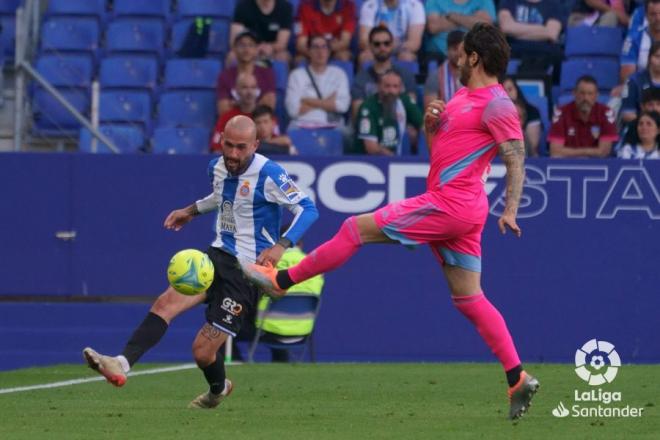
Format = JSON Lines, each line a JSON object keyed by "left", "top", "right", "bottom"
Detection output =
{"left": 204, "top": 247, "right": 260, "bottom": 337}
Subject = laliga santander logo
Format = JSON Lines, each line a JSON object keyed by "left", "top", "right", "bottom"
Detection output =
{"left": 574, "top": 339, "right": 621, "bottom": 386}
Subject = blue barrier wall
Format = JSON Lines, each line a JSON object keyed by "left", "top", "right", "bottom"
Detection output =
{"left": 1, "top": 153, "right": 658, "bottom": 370}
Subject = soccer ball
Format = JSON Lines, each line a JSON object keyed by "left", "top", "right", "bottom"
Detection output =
{"left": 167, "top": 249, "right": 214, "bottom": 295}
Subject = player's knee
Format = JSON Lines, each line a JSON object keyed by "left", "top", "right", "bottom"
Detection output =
{"left": 192, "top": 342, "right": 215, "bottom": 367}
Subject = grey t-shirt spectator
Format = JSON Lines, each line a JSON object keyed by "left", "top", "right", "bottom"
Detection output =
{"left": 233, "top": 0, "right": 293, "bottom": 44}
{"left": 351, "top": 65, "right": 416, "bottom": 101}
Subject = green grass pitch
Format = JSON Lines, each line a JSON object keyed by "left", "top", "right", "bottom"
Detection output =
{"left": 0, "top": 363, "right": 657, "bottom": 439}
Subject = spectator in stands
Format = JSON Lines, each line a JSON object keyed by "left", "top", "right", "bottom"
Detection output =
{"left": 502, "top": 76, "right": 542, "bottom": 157}
{"left": 423, "top": 30, "right": 465, "bottom": 109}
{"left": 229, "top": 0, "right": 293, "bottom": 64}
{"left": 425, "top": 0, "right": 495, "bottom": 63}
{"left": 253, "top": 105, "right": 297, "bottom": 155}
{"left": 285, "top": 35, "right": 351, "bottom": 128}
{"left": 617, "top": 110, "right": 660, "bottom": 158}
{"left": 497, "top": 0, "right": 563, "bottom": 76}
{"left": 616, "top": 86, "right": 660, "bottom": 150}
{"left": 621, "top": 40, "right": 660, "bottom": 123}
{"left": 358, "top": 0, "right": 426, "bottom": 64}
{"left": 295, "top": 0, "right": 356, "bottom": 62}
{"left": 352, "top": 26, "right": 417, "bottom": 118}
{"left": 216, "top": 31, "right": 276, "bottom": 117}
{"left": 211, "top": 72, "right": 261, "bottom": 152}
{"left": 352, "top": 70, "right": 422, "bottom": 155}
{"left": 568, "top": 0, "right": 629, "bottom": 27}
{"left": 620, "top": 0, "right": 660, "bottom": 83}
{"left": 549, "top": 75, "right": 618, "bottom": 158}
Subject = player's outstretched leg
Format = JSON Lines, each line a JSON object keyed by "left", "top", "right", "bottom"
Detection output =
{"left": 82, "top": 347, "right": 128, "bottom": 387}
{"left": 189, "top": 379, "right": 233, "bottom": 409}
{"left": 508, "top": 371, "right": 540, "bottom": 420}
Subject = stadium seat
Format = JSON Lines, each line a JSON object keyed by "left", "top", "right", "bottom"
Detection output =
{"left": 0, "top": 0, "right": 19, "bottom": 15}
{"left": 35, "top": 54, "right": 93, "bottom": 88}
{"left": 272, "top": 59, "right": 289, "bottom": 91}
{"left": 105, "top": 18, "right": 165, "bottom": 58}
{"left": 32, "top": 88, "right": 90, "bottom": 135}
{"left": 99, "top": 55, "right": 159, "bottom": 96}
{"left": 79, "top": 124, "right": 146, "bottom": 153}
{"left": 287, "top": 127, "right": 344, "bottom": 156}
{"left": 46, "top": 0, "right": 107, "bottom": 21}
{"left": 164, "top": 59, "right": 222, "bottom": 90}
{"left": 99, "top": 91, "right": 153, "bottom": 133}
{"left": 565, "top": 26, "right": 623, "bottom": 58}
{"left": 112, "top": 0, "right": 171, "bottom": 20}
{"left": 0, "top": 15, "right": 15, "bottom": 60}
{"left": 559, "top": 58, "right": 619, "bottom": 93}
{"left": 40, "top": 17, "right": 100, "bottom": 54}
{"left": 157, "top": 91, "right": 217, "bottom": 128}
{"left": 176, "top": 0, "right": 236, "bottom": 19}
{"left": 152, "top": 126, "right": 211, "bottom": 154}
{"left": 507, "top": 59, "right": 521, "bottom": 75}
{"left": 169, "top": 18, "right": 230, "bottom": 57}
{"left": 248, "top": 294, "right": 321, "bottom": 363}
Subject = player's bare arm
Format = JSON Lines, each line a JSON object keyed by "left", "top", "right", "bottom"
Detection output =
{"left": 424, "top": 99, "right": 446, "bottom": 137}
{"left": 164, "top": 203, "right": 200, "bottom": 231}
{"left": 497, "top": 139, "right": 525, "bottom": 237}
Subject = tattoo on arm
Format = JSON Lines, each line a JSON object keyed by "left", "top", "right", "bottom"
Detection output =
{"left": 498, "top": 139, "right": 526, "bottom": 216}
{"left": 200, "top": 323, "right": 224, "bottom": 341}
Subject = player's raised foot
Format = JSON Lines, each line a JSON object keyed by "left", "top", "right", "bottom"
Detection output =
{"left": 508, "top": 371, "right": 540, "bottom": 420}
{"left": 82, "top": 347, "right": 127, "bottom": 387}
{"left": 238, "top": 260, "right": 286, "bottom": 297}
{"left": 188, "top": 379, "right": 233, "bottom": 409}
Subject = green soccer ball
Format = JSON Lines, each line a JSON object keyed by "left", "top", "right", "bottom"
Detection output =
{"left": 167, "top": 249, "right": 214, "bottom": 295}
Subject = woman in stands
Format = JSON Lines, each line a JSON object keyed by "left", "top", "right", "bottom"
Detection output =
{"left": 618, "top": 110, "right": 660, "bottom": 159}
{"left": 503, "top": 76, "right": 542, "bottom": 157}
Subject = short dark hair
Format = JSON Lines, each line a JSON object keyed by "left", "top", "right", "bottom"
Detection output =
{"left": 646, "top": 0, "right": 660, "bottom": 11}
{"left": 308, "top": 34, "right": 329, "bottom": 49}
{"left": 575, "top": 75, "right": 598, "bottom": 89}
{"left": 368, "top": 25, "right": 393, "bottom": 43}
{"left": 234, "top": 29, "right": 259, "bottom": 45}
{"left": 447, "top": 30, "right": 465, "bottom": 49}
{"left": 463, "top": 22, "right": 510, "bottom": 79}
{"left": 252, "top": 105, "right": 274, "bottom": 120}
{"left": 641, "top": 87, "right": 660, "bottom": 103}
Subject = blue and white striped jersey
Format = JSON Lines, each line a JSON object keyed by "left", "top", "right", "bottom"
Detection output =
{"left": 195, "top": 153, "right": 318, "bottom": 263}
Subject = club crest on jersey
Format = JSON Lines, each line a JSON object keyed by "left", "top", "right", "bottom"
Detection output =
{"left": 279, "top": 179, "right": 301, "bottom": 202}
{"left": 591, "top": 125, "right": 601, "bottom": 139}
{"left": 239, "top": 181, "right": 250, "bottom": 196}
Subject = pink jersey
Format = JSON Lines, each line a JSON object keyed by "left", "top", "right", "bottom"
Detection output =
{"left": 427, "top": 84, "right": 523, "bottom": 224}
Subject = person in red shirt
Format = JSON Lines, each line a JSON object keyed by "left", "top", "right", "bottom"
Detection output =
{"left": 295, "top": 0, "right": 356, "bottom": 62}
{"left": 211, "top": 72, "right": 260, "bottom": 152}
{"left": 549, "top": 75, "right": 618, "bottom": 158}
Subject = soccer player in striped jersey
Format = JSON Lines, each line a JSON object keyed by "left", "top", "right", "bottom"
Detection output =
{"left": 84, "top": 115, "right": 318, "bottom": 409}
{"left": 243, "top": 23, "right": 539, "bottom": 420}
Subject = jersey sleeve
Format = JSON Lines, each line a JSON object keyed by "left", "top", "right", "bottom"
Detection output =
{"left": 481, "top": 95, "right": 523, "bottom": 144}
{"left": 548, "top": 106, "right": 567, "bottom": 144}
{"left": 600, "top": 106, "right": 619, "bottom": 141}
{"left": 359, "top": 1, "right": 377, "bottom": 27}
{"left": 620, "top": 77, "right": 639, "bottom": 114}
{"left": 195, "top": 158, "right": 220, "bottom": 213}
{"left": 621, "top": 27, "right": 640, "bottom": 67}
{"left": 410, "top": 0, "right": 426, "bottom": 25}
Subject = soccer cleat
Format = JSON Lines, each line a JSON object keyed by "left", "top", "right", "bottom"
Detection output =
{"left": 508, "top": 371, "right": 540, "bottom": 420}
{"left": 82, "top": 347, "right": 127, "bottom": 387}
{"left": 238, "top": 260, "right": 286, "bottom": 297}
{"left": 188, "top": 379, "right": 233, "bottom": 409}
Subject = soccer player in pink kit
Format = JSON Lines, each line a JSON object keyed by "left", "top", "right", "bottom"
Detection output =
{"left": 243, "top": 22, "right": 539, "bottom": 420}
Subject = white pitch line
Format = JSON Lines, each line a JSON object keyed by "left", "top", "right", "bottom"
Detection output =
{"left": 0, "top": 363, "right": 197, "bottom": 395}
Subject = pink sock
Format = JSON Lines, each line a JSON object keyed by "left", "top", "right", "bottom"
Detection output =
{"left": 452, "top": 292, "right": 521, "bottom": 371}
{"left": 288, "top": 216, "right": 362, "bottom": 283}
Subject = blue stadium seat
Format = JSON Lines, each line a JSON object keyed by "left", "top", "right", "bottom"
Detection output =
{"left": 40, "top": 17, "right": 100, "bottom": 55}
{"left": 99, "top": 55, "right": 159, "bottom": 96}
{"left": 176, "top": 0, "right": 235, "bottom": 19}
{"left": 559, "top": 58, "right": 619, "bottom": 93}
{"left": 272, "top": 59, "right": 289, "bottom": 91}
{"left": 112, "top": 0, "right": 171, "bottom": 20}
{"left": 287, "top": 127, "right": 343, "bottom": 156}
{"left": 32, "top": 88, "right": 90, "bottom": 135}
{"left": 152, "top": 126, "right": 211, "bottom": 154}
{"left": 105, "top": 18, "right": 165, "bottom": 58}
{"left": 164, "top": 59, "right": 222, "bottom": 89}
{"left": 507, "top": 59, "right": 521, "bottom": 75}
{"left": 79, "top": 124, "right": 146, "bottom": 153}
{"left": 1, "top": 15, "right": 16, "bottom": 60}
{"left": 565, "top": 26, "right": 623, "bottom": 58}
{"left": 35, "top": 54, "right": 93, "bottom": 88}
{"left": 99, "top": 91, "right": 152, "bottom": 133}
{"left": 157, "top": 91, "right": 217, "bottom": 128}
{"left": 169, "top": 18, "right": 229, "bottom": 57}
{"left": 46, "top": 0, "right": 107, "bottom": 21}
{"left": 0, "top": 0, "right": 19, "bottom": 15}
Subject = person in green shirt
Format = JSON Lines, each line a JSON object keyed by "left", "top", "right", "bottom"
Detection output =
{"left": 352, "top": 70, "right": 423, "bottom": 155}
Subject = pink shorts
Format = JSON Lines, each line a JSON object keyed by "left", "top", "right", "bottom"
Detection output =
{"left": 373, "top": 192, "right": 484, "bottom": 272}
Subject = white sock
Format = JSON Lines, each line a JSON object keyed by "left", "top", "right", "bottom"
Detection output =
{"left": 116, "top": 355, "right": 130, "bottom": 373}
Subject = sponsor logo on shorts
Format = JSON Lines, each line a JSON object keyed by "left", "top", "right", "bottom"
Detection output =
{"left": 221, "top": 298, "right": 243, "bottom": 316}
